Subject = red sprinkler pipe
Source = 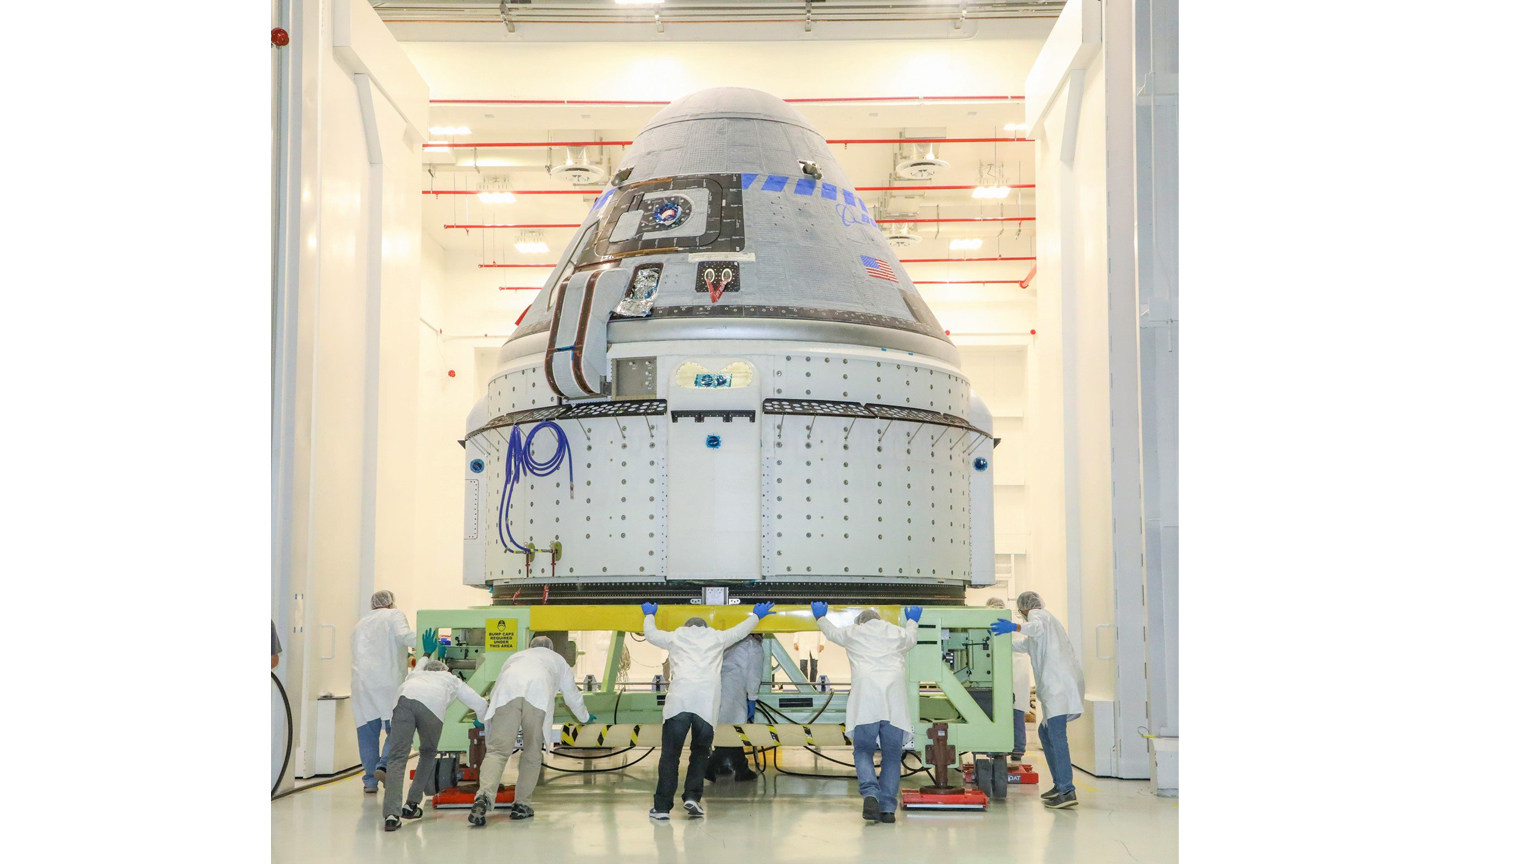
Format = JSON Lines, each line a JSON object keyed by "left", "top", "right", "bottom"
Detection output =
{"left": 424, "top": 189, "right": 593, "bottom": 195}
{"left": 499, "top": 286, "right": 543, "bottom": 291}
{"left": 426, "top": 136, "right": 1029, "bottom": 150}
{"left": 912, "top": 280, "right": 1034, "bottom": 286}
{"left": 425, "top": 184, "right": 1034, "bottom": 196}
{"left": 431, "top": 96, "right": 1023, "bottom": 106}
{"left": 480, "top": 263, "right": 555, "bottom": 268}
{"left": 900, "top": 256, "right": 1037, "bottom": 263}
{"left": 445, "top": 223, "right": 581, "bottom": 230}
{"left": 876, "top": 216, "right": 1035, "bottom": 224}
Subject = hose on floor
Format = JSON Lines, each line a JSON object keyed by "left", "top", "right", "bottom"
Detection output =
{"left": 272, "top": 672, "right": 293, "bottom": 797}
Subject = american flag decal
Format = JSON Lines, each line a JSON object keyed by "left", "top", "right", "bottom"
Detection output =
{"left": 861, "top": 255, "right": 898, "bottom": 282}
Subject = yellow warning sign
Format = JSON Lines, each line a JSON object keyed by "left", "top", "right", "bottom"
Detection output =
{"left": 485, "top": 618, "right": 518, "bottom": 651}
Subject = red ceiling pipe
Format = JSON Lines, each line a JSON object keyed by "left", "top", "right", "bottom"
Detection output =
{"left": 424, "top": 189, "right": 594, "bottom": 195}
{"left": 857, "top": 184, "right": 1035, "bottom": 192}
{"left": 900, "top": 256, "right": 1037, "bottom": 263}
{"left": 499, "top": 286, "right": 543, "bottom": 291}
{"left": 479, "top": 256, "right": 1037, "bottom": 268}
{"left": 425, "top": 184, "right": 1035, "bottom": 195}
{"left": 912, "top": 280, "right": 1033, "bottom": 285}
{"left": 876, "top": 216, "right": 1035, "bottom": 224}
{"left": 431, "top": 96, "right": 1022, "bottom": 106}
{"left": 446, "top": 223, "right": 581, "bottom": 230}
{"left": 426, "top": 136, "right": 1029, "bottom": 150}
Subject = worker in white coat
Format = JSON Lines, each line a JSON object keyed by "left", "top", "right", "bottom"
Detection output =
{"left": 991, "top": 591, "right": 1086, "bottom": 809}
{"left": 351, "top": 590, "right": 416, "bottom": 793}
{"left": 987, "top": 596, "right": 1033, "bottom": 758}
{"left": 641, "top": 601, "right": 773, "bottom": 820}
{"left": 813, "top": 603, "right": 921, "bottom": 824}
{"left": 468, "top": 636, "right": 599, "bottom": 826}
{"left": 705, "top": 633, "right": 765, "bottom": 782}
{"left": 381, "top": 659, "right": 489, "bottom": 831}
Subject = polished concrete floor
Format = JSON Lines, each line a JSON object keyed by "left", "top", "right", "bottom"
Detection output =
{"left": 272, "top": 746, "right": 1177, "bottom": 863}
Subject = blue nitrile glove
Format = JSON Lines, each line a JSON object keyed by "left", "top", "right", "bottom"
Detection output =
{"left": 752, "top": 601, "right": 776, "bottom": 618}
{"left": 641, "top": 602, "right": 658, "bottom": 616}
{"left": 422, "top": 631, "right": 438, "bottom": 656}
{"left": 746, "top": 700, "right": 756, "bottom": 722}
{"left": 472, "top": 719, "right": 484, "bottom": 731}
{"left": 905, "top": 606, "right": 922, "bottom": 623}
{"left": 587, "top": 713, "right": 599, "bottom": 723}
{"left": 435, "top": 638, "right": 449, "bottom": 660}
{"left": 990, "top": 618, "right": 1020, "bottom": 635}
{"left": 810, "top": 601, "right": 828, "bottom": 619}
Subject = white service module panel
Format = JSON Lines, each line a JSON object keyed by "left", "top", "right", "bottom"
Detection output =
{"left": 761, "top": 350, "right": 973, "bottom": 581}
{"left": 664, "top": 354, "right": 763, "bottom": 579}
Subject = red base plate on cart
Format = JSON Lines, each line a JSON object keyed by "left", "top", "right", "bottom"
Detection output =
{"left": 899, "top": 788, "right": 989, "bottom": 810}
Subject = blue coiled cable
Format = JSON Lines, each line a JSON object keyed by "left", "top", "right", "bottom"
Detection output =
{"left": 497, "top": 420, "right": 573, "bottom": 554}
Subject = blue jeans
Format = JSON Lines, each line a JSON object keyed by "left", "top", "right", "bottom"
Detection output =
{"left": 356, "top": 718, "right": 393, "bottom": 787}
{"left": 1037, "top": 713, "right": 1079, "bottom": 793}
{"left": 852, "top": 721, "right": 904, "bottom": 814}
{"left": 1013, "top": 708, "right": 1028, "bottom": 753}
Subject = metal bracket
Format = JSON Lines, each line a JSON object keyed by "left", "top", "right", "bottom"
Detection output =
{"left": 670, "top": 409, "right": 756, "bottom": 423}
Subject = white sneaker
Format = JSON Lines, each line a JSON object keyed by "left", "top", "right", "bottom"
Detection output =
{"left": 649, "top": 809, "right": 670, "bottom": 821}
{"left": 683, "top": 800, "right": 705, "bottom": 818}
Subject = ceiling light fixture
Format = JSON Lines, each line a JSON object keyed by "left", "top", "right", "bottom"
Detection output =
{"left": 949, "top": 238, "right": 983, "bottom": 250}
{"left": 1003, "top": 122, "right": 1026, "bottom": 131}
{"left": 514, "top": 232, "right": 549, "bottom": 255}
{"left": 478, "top": 191, "right": 517, "bottom": 204}
{"left": 971, "top": 185, "right": 1010, "bottom": 199}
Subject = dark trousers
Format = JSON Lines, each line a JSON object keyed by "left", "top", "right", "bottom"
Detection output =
{"left": 654, "top": 712, "right": 714, "bottom": 812}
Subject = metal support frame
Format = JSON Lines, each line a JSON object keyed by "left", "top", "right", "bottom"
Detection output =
{"left": 416, "top": 604, "right": 1015, "bottom": 764}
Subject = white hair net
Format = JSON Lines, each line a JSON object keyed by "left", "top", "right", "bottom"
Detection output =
{"left": 855, "top": 609, "right": 881, "bottom": 625}
{"left": 370, "top": 590, "right": 395, "bottom": 609}
{"left": 1017, "top": 591, "right": 1043, "bottom": 613}
{"left": 985, "top": 597, "right": 1007, "bottom": 609}
{"left": 529, "top": 635, "right": 555, "bottom": 650}
{"left": 684, "top": 617, "right": 709, "bottom": 628}
{"left": 420, "top": 659, "right": 449, "bottom": 672}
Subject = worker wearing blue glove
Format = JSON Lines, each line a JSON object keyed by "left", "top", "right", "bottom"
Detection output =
{"left": 997, "top": 592, "right": 1085, "bottom": 810}
{"left": 642, "top": 601, "right": 659, "bottom": 616}
{"left": 904, "top": 607, "right": 922, "bottom": 623}
{"left": 709, "top": 630, "right": 766, "bottom": 783}
{"left": 351, "top": 590, "right": 414, "bottom": 794}
{"left": 471, "top": 635, "right": 595, "bottom": 826}
{"left": 813, "top": 603, "right": 920, "bottom": 824}
{"left": 643, "top": 600, "right": 770, "bottom": 820}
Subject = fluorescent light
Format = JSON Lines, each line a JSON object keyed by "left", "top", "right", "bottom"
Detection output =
{"left": 971, "top": 185, "right": 1010, "bottom": 199}
{"left": 478, "top": 191, "right": 517, "bottom": 204}
{"left": 949, "top": 238, "right": 983, "bottom": 250}
{"left": 515, "top": 241, "right": 550, "bottom": 255}
{"left": 428, "top": 126, "right": 472, "bottom": 136}
{"left": 1003, "top": 122, "right": 1026, "bottom": 131}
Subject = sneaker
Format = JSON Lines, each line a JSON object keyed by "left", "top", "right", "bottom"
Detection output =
{"left": 734, "top": 768, "right": 758, "bottom": 782}
{"left": 1044, "top": 789, "right": 1078, "bottom": 809}
{"left": 400, "top": 803, "right": 424, "bottom": 820}
{"left": 862, "top": 796, "right": 880, "bottom": 822}
{"left": 363, "top": 785, "right": 378, "bottom": 794}
{"left": 374, "top": 767, "right": 387, "bottom": 784}
{"left": 1009, "top": 751, "right": 1024, "bottom": 762}
{"left": 649, "top": 809, "right": 670, "bottom": 821}
{"left": 880, "top": 813, "right": 895, "bottom": 824}
{"left": 683, "top": 800, "right": 705, "bottom": 818}
{"left": 384, "top": 816, "right": 400, "bottom": 832}
{"left": 468, "top": 797, "right": 489, "bottom": 827}
{"left": 508, "top": 802, "right": 535, "bottom": 820}
{"left": 1040, "top": 786, "right": 1061, "bottom": 802}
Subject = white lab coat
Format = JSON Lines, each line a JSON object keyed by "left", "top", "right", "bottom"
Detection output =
{"left": 643, "top": 614, "right": 759, "bottom": 726}
{"left": 1010, "top": 608, "right": 1085, "bottom": 720}
{"left": 483, "top": 647, "right": 592, "bottom": 730}
{"left": 350, "top": 608, "right": 416, "bottom": 725}
{"left": 717, "top": 636, "right": 765, "bottom": 726}
{"left": 817, "top": 617, "right": 920, "bottom": 733}
{"left": 396, "top": 667, "right": 490, "bottom": 721}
